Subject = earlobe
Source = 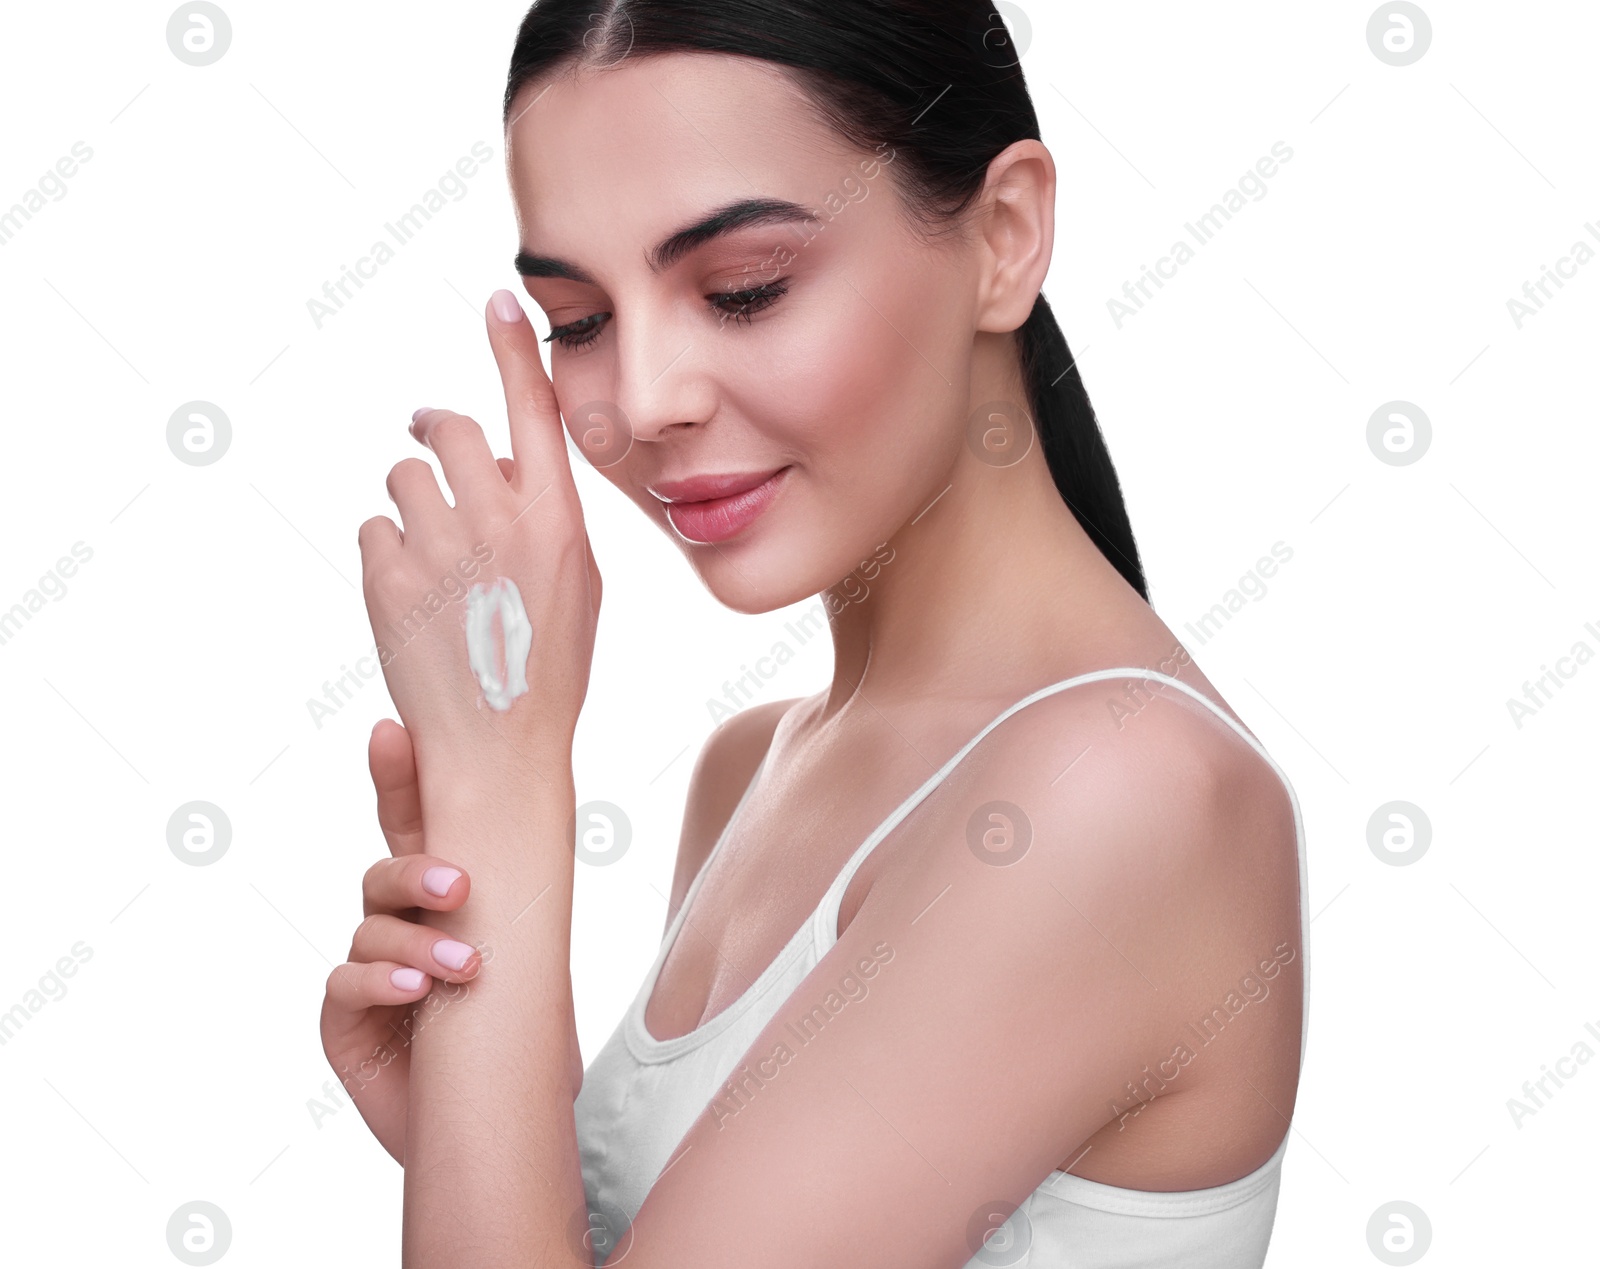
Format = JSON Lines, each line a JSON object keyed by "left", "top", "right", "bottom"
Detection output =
{"left": 975, "top": 140, "right": 1056, "bottom": 334}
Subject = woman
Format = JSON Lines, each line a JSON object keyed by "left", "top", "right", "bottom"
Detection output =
{"left": 320, "top": 2, "right": 1309, "bottom": 1265}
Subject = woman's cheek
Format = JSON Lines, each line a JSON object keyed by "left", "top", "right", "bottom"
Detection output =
{"left": 755, "top": 296, "right": 909, "bottom": 441}
{"left": 554, "top": 373, "right": 628, "bottom": 468}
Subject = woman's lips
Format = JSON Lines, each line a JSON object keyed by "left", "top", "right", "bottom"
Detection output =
{"left": 659, "top": 466, "right": 791, "bottom": 544}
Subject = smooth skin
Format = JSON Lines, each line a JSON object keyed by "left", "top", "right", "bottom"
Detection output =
{"left": 320, "top": 49, "right": 1304, "bottom": 1267}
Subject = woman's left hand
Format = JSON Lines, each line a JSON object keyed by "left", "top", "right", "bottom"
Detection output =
{"left": 357, "top": 290, "right": 601, "bottom": 766}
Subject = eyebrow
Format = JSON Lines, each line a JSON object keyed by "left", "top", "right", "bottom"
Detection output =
{"left": 513, "top": 197, "right": 822, "bottom": 283}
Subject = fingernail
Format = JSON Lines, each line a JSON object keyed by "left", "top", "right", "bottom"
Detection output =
{"left": 411, "top": 407, "right": 431, "bottom": 423}
{"left": 391, "top": 967, "right": 426, "bottom": 991}
{"left": 491, "top": 289, "right": 524, "bottom": 324}
{"left": 422, "top": 866, "right": 462, "bottom": 897}
{"left": 433, "top": 939, "right": 476, "bottom": 971}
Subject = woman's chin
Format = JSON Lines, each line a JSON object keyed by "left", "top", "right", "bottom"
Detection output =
{"left": 680, "top": 541, "right": 821, "bottom": 616}
{"left": 696, "top": 567, "right": 807, "bottom": 617}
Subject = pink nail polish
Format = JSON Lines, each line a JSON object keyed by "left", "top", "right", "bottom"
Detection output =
{"left": 422, "top": 866, "right": 461, "bottom": 897}
{"left": 433, "top": 939, "right": 476, "bottom": 971}
{"left": 491, "top": 289, "right": 524, "bottom": 324}
{"left": 391, "top": 967, "right": 426, "bottom": 991}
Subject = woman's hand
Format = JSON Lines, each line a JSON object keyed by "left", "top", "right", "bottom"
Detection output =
{"left": 320, "top": 718, "right": 587, "bottom": 1164}
{"left": 318, "top": 718, "right": 482, "bottom": 1165}
{"left": 357, "top": 290, "right": 602, "bottom": 772}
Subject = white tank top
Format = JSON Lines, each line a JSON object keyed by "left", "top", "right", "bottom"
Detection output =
{"left": 574, "top": 668, "right": 1310, "bottom": 1266}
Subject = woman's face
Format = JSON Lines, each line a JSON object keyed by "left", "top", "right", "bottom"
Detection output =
{"left": 505, "top": 52, "right": 984, "bottom": 614}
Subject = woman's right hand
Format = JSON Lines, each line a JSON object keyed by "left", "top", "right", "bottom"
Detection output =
{"left": 319, "top": 717, "right": 481, "bottom": 1166}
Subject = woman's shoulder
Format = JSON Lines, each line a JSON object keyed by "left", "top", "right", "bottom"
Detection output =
{"left": 975, "top": 661, "right": 1295, "bottom": 843}
{"left": 958, "top": 660, "right": 1303, "bottom": 984}
{"left": 919, "top": 663, "right": 1302, "bottom": 971}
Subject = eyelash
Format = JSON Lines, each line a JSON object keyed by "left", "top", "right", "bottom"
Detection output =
{"left": 544, "top": 280, "right": 790, "bottom": 350}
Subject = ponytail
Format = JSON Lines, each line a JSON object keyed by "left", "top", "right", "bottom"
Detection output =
{"left": 1019, "top": 294, "right": 1148, "bottom": 601}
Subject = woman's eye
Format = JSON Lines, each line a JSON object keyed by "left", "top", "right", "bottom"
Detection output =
{"left": 544, "top": 280, "right": 789, "bottom": 350}
{"left": 710, "top": 280, "right": 788, "bottom": 326}
{"left": 545, "top": 312, "right": 610, "bottom": 350}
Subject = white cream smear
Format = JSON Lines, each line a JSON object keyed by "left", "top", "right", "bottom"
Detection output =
{"left": 464, "top": 577, "right": 533, "bottom": 711}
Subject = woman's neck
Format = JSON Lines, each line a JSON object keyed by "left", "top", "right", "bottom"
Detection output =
{"left": 811, "top": 439, "right": 1162, "bottom": 729}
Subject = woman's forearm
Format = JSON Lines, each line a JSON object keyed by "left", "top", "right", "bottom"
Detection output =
{"left": 402, "top": 749, "right": 586, "bottom": 1268}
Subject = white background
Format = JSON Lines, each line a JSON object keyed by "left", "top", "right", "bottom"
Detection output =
{"left": 1, "top": 1, "right": 1594, "bottom": 1264}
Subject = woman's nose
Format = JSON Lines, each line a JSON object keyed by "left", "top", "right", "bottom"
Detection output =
{"left": 609, "top": 314, "right": 717, "bottom": 444}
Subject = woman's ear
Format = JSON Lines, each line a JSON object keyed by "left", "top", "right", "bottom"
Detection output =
{"left": 974, "top": 139, "right": 1055, "bottom": 334}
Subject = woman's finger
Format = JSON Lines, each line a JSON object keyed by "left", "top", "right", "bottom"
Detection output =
{"left": 348, "top": 913, "right": 482, "bottom": 982}
{"left": 411, "top": 409, "right": 504, "bottom": 510}
{"left": 325, "top": 959, "right": 434, "bottom": 1017}
{"left": 357, "top": 513, "right": 403, "bottom": 558}
{"left": 484, "top": 289, "right": 573, "bottom": 501}
{"left": 368, "top": 720, "right": 424, "bottom": 857}
{"left": 362, "top": 854, "right": 469, "bottom": 918}
{"left": 497, "top": 456, "right": 515, "bottom": 483}
{"left": 385, "top": 456, "right": 449, "bottom": 539}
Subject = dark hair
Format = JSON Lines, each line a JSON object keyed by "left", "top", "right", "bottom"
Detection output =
{"left": 504, "top": 0, "right": 1148, "bottom": 600}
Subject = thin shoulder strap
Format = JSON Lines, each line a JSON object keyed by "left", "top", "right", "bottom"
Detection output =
{"left": 811, "top": 667, "right": 1311, "bottom": 1068}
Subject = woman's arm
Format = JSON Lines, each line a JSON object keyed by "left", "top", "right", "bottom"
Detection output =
{"left": 401, "top": 743, "right": 586, "bottom": 1267}
{"left": 355, "top": 292, "right": 604, "bottom": 1264}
